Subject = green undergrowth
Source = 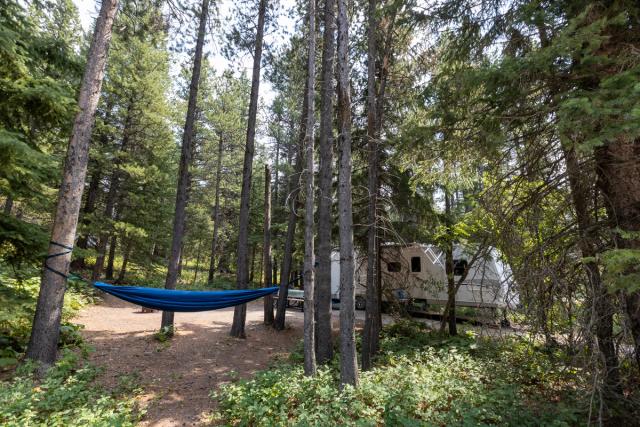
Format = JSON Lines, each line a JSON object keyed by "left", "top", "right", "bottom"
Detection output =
{"left": 0, "top": 269, "right": 97, "bottom": 370}
{"left": 212, "top": 321, "right": 587, "bottom": 426}
{"left": 0, "top": 350, "right": 143, "bottom": 426}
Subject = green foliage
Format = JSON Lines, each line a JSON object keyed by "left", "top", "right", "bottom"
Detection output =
{"left": 213, "top": 322, "right": 585, "bottom": 426}
{"left": 0, "top": 350, "right": 143, "bottom": 426}
{"left": 0, "top": 271, "right": 96, "bottom": 370}
{"left": 0, "top": 213, "right": 48, "bottom": 277}
{"left": 153, "top": 325, "right": 174, "bottom": 343}
{"left": 600, "top": 248, "right": 640, "bottom": 293}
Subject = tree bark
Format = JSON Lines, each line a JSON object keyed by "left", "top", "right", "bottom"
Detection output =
{"left": 595, "top": 137, "right": 640, "bottom": 368}
{"left": 192, "top": 242, "right": 202, "bottom": 285}
{"left": 71, "top": 162, "right": 102, "bottom": 270}
{"left": 441, "top": 191, "right": 457, "bottom": 335}
{"left": 302, "top": 0, "right": 317, "bottom": 376}
{"left": 563, "top": 145, "right": 620, "bottom": 390}
{"left": 105, "top": 234, "right": 117, "bottom": 280}
{"left": 207, "top": 132, "right": 224, "bottom": 285}
{"left": 161, "top": 0, "right": 209, "bottom": 330}
{"left": 315, "top": 0, "right": 336, "bottom": 365}
{"left": 249, "top": 243, "right": 257, "bottom": 284}
{"left": 26, "top": 0, "right": 119, "bottom": 367}
{"left": 274, "top": 83, "right": 308, "bottom": 331}
{"left": 362, "top": 0, "right": 380, "bottom": 371}
{"left": 230, "top": 0, "right": 267, "bottom": 338}
{"left": 273, "top": 127, "right": 281, "bottom": 207}
{"left": 263, "top": 165, "right": 274, "bottom": 324}
{"left": 116, "top": 239, "right": 131, "bottom": 284}
{"left": 336, "top": 0, "right": 358, "bottom": 386}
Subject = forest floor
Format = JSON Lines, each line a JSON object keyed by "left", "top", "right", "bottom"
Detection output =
{"left": 74, "top": 295, "right": 511, "bottom": 426}
{"left": 74, "top": 295, "right": 306, "bottom": 426}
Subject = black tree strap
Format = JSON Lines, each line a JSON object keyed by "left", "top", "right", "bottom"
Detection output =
{"left": 44, "top": 241, "right": 74, "bottom": 280}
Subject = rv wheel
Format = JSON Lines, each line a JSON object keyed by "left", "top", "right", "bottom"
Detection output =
{"left": 355, "top": 296, "right": 366, "bottom": 310}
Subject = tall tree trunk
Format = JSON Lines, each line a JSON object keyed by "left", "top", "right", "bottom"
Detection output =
{"left": 563, "top": 145, "right": 620, "bottom": 391}
{"left": 274, "top": 83, "right": 308, "bottom": 331}
{"left": 249, "top": 243, "right": 257, "bottom": 284}
{"left": 595, "top": 137, "right": 640, "bottom": 368}
{"left": 273, "top": 128, "right": 281, "bottom": 207}
{"left": 273, "top": 258, "right": 278, "bottom": 285}
{"left": 230, "top": 0, "right": 267, "bottom": 338}
{"left": 192, "top": 242, "right": 202, "bottom": 285}
{"left": 302, "top": 0, "right": 317, "bottom": 376}
{"left": 26, "top": 0, "right": 119, "bottom": 367}
{"left": 362, "top": 0, "right": 380, "bottom": 371}
{"left": 71, "top": 162, "right": 102, "bottom": 270}
{"left": 92, "top": 171, "right": 119, "bottom": 280}
{"left": 116, "top": 240, "right": 131, "bottom": 284}
{"left": 336, "top": 0, "right": 358, "bottom": 386}
{"left": 207, "top": 133, "right": 224, "bottom": 285}
{"left": 93, "top": 102, "right": 133, "bottom": 281}
{"left": 315, "top": 0, "right": 336, "bottom": 365}
{"left": 105, "top": 234, "right": 117, "bottom": 280}
{"left": 161, "top": 0, "right": 209, "bottom": 330}
{"left": 177, "top": 242, "right": 184, "bottom": 278}
{"left": 263, "top": 165, "right": 274, "bottom": 324}
{"left": 441, "top": 191, "right": 457, "bottom": 336}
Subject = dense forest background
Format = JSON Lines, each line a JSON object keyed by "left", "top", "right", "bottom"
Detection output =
{"left": 1, "top": 0, "right": 639, "bottom": 424}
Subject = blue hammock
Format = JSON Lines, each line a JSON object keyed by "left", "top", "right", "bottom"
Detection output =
{"left": 94, "top": 282, "right": 279, "bottom": 312}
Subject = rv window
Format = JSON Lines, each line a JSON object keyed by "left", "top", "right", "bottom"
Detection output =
{"left": 411, "top": 256, "right": 421, "bottom": 273}
{"left": 453, "top": 259, "right": 468, "bottom": 276}
{"left": 387, "top": 262, "right": 401, "bottom": 272}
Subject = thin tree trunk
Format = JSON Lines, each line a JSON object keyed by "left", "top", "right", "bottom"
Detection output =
{"left": 443, "top": 191, "right": 457, "bottom": 335}
{"left": 563, "top": 145, "right": 620, "bottom": 391}
{"left": 92, "top": 171, "right": 119, "bottom": 280}
{"left": 249, "top": 243, "right": 257, "bottom": 284}
{"left": 273, "top": 128, "right": 281, "bottom": 207}
{"left": 336, "top": 0, "right": 358, "bottom": 386}
{"left": 71, "top": 162, "right": 102, "bottom": 270}
{"left": 275, "top": 82, "right": 308, "bottom": 331}
{"left": 26, "top": 0, "right": 119, "bottom": 367}
{"left": 161, "top": 0, "right": 209, "bottom": 330}
{"left": 230, "top": 0, "right": 267, "bottom": 338}
{"left": 177, "top": 242, "right": 184, "bottom": 278}
{"left": 93, "top": 102, "right": 133, "bottom": 281}
{"left": 207, "top": 133, "right": 224, "bottom": 284}
{"left": 273, "top": 258, "right": 278, "bottom": 285}
{"left": 105, "top": 234, "right": 117, "bottom": 280}
{"left": 263, "top": 165, "right": 274, "bottom": 324}
{"left": 116, "top": 240, "right": 131, "bottom": 284}
{"left": 302, "top": 0, "right": 317, "bottom": 376}
{"left": 362, "top": 0, "right": 379, "bottom": 371}
{"left": 315, "top": 0, "right": 336, "bottom": 365}
{"left": 192, "top": 242, "right": 202, "bottom": 285}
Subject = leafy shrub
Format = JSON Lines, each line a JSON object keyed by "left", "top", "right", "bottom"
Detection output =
{"left": 0, "top": 351, "right": 143, "bottom": 426}
{"left": 213, "top": 322, "right": 584, "bottom": 426}
{"left": 0, "top": 270, "right": 96, "bottom": 369}
{"left": 153, "top": 325, "right": 175, "bottom": 342}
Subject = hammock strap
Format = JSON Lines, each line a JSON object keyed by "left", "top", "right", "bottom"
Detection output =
{"left": 44, "top": 241, "right": 74, "bottom": 280}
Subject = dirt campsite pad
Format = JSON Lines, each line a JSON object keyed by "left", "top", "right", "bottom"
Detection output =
{"left": 74, "top": 294, "right": 303, "bottom": 426}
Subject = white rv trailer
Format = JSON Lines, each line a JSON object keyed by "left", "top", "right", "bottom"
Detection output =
{"left": 329, "top": 243, "right": 514, "bottom": 310}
